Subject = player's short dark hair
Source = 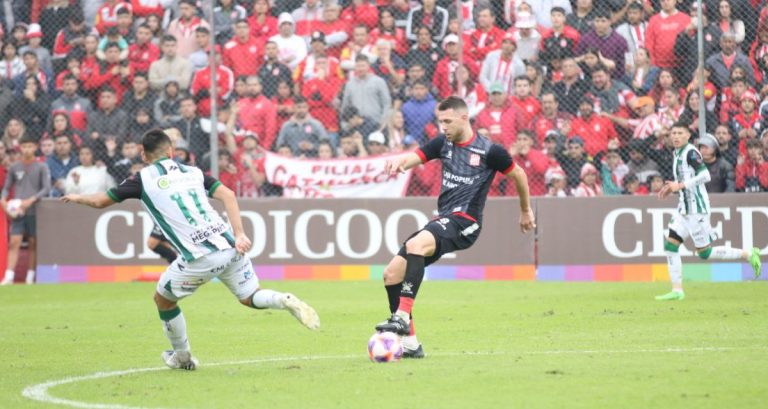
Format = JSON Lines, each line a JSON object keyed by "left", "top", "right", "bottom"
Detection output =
{"left": 437, "top": 96, "right": 468, "bottom": 112}
{"left": 671, "top": 122, "right": 691, "bottom": 132}
{"left": 142, "top": 129, "right": 172, "bottom": 156}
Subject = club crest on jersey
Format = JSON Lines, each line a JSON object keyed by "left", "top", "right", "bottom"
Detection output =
{"left": 469, "top": 153, "right": 481, "bottom": 166}
{"left": 446, "top": 150, "right": 453, "bottom": 159}
{"left": 157, "top": 177, "right": 171, "bottom": 189}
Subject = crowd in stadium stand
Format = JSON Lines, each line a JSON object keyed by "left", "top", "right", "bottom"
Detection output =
{"left": 0, "top": 0, "right": 767, "bottom": 198}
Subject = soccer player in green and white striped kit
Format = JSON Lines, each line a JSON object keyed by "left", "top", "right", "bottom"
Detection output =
{"left": 63, "top": 129, "right": 319, "bottom": 369}
{"left": 656, "top": 125, "right": 761, "bottom": 300}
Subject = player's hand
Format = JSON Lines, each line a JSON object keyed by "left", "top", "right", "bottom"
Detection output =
{"left": 658, "top": 181, "right": 681, "bottom": 199}
{"left": 234, "top": 233, "right": 252, "bottom": 254}
{"left": 60, "top": 194, "right": 80, "bottom": 204}
{"left": 519, "top": 208, "right": 536, "bottom": 233}
{"left": 385, "top": 156, "right": 407, "bottom": 175}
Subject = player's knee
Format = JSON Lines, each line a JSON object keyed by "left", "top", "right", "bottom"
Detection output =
{"left": 697, "top": 247, "right": 712, "bottom": 260}
{"left": 154, "top": 292, "right": 176, "bottom": 309}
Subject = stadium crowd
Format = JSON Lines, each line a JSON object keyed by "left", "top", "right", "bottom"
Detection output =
{"left": 0, "top": 0, "right": 767, "bottom": 199}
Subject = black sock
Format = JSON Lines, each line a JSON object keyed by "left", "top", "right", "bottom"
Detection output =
{"left": 153, "top": 245, "right": 177, "bottom": 264}
{"left": 400, "top": 254, "right": 425, "bottom": 299}
{"left": 385, "top": 284, "right": 401, "bottom": 313}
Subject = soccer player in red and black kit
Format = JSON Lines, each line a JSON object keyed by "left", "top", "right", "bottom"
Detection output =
{"left": 375, "top": 97, "right": 536, "bottom": 357}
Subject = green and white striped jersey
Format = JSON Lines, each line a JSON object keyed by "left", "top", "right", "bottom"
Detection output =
{"left": 107, "top": 158, "right": 235, "bottom": 262}
{"left": 673, "top": 143, "right": 711, "bottom": 215}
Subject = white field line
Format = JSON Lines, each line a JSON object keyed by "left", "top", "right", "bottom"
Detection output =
{"left": 22, "top": 346, "right": 766, "bottom": 409}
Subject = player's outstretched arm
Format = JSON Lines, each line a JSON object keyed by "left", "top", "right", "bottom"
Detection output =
{"left": 507, "top": 166, "right": 536, "bottom": 233}
{"left": 385, "top": 152, "right": 423, "bottom": 175}
{"left": 61, "top": 193, "right": 116, "bottom": 209}
{"left": 211, "top": 184, "right": 252, "bottom": 254}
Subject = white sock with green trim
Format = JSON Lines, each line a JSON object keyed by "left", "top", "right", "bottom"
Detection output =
{"left": 709, "top": 246, "right": 746, "bottom": 260}
{"left": 160, "top": 307, "right": 190, "bottom": 351}
{"left": 251, "top": 289, "right": 285, "bottom": 309}
{"left": 666, "top": 251, "right": 683, "bottom": 288}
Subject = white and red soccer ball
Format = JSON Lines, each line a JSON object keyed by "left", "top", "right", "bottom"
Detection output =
{"left": 368, "top": 332, "right": 403, "bottom": 363}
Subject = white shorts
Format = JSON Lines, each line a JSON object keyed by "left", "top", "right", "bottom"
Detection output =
{"left": 667, "top": 213, "right": 717, "bottom": 249}
{"left": 156, "top": 248, "right": 259, "bottom": 302}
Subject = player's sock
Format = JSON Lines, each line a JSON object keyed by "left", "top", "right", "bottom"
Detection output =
{"left": 25, "top": 269, "right": 35, "bottom": 284}
{"left": 707, "top": 246, "right": 746, "bottom": 260}
{"left": 402, "top": 335, "right": 420, "bottom": 350}
{"left": 159, "top": 307, "right": 190, "bottom": 351}
{"left": 385, "top": 283, "right": 400, "bottom": 313}
{"left": 250, "top": 289, "right": 285, "bottom": 309}
{"left": 153, "top": 245, "right": 177, "bottom": 264}
{"left": 665, "top": 241, "right": 683, "bottom": 289}
{"left": 1, "top": 269, "right": 14, "bottom": 285}
{"left": 395, "top": 254, "right": 424, "bottom": 321}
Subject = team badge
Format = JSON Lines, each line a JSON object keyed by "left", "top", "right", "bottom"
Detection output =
{"left": 469, "top": 153, "right": 480, "bottom": 166}
{"left": 157, "top": 177, "right": 171, "bottom": 189}
{"left": 250, "top": 46, "right": 257, "bottom": 54}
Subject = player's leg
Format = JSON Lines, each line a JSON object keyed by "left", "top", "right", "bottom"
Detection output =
{"left": 25, "top": 215, "right": 37, "bottom": 284}
{"left": 380, "top": 254, "right": 424, "bottom": 357}
{"left": 656, "top": 218, "right": 687, "bottom": 300}
{"left": 147, "top": 226, "right": 177, "bottom": 264}
{"left": 686, "top": 214, "right": 762, "bottom": 276}
{"left": 154, "top": 256, "right": 216, "bottom": 370}
{"left": 219, "top": 250, "right": 319, "bottom": 329}
{"left": 376, "top": 230, "right": 436, "bottom": 335}
{"left": 2, "top": 231, "right": 24, "bottom": 285}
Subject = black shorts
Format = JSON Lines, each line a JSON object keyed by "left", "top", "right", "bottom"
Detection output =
{"left": 398, "top": 214, "right": 481, "bottom": 266}
{"left": 149, "top": 224, "right": 167, "bottom": 241}
{"left": 10, "top": 215, "right": 36, "bottom": 237}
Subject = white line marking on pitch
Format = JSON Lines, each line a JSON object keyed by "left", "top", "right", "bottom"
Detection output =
{"left": 22, "top": 347, "right": 765, "bottom": 409}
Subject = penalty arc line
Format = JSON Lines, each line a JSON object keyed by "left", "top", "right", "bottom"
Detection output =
{"left": 22, "top": 346, "right": 766, "bottom": 409}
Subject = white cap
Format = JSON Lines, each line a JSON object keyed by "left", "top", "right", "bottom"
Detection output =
{"left": 441, "top": 34, "right": 459, "bottom": 49}
{"left": 515, "top": 12, "right": 536, "bottom": 29}
{"left": 278, "top": 12, "right": 294, "bottom": 26}
{"left": 368, "top": 131, "right": 386, "bottom": 145}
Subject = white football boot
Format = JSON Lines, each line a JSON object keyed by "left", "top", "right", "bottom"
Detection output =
{"left": 282, "top": 293, "right": 320, "bottom": 330}
{"left": 161, "top": 350, "right": 199, "bottom": 370}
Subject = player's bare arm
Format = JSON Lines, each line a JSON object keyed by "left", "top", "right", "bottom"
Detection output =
{"left": 507, "top": 166, "right": 536, "bottom": 233}
{"left": 212, "top": 184, "right": 252, "bottom": 254}
{"left": 61, "top": 192, "right": 116, "bottom": 209}
{"left": 385, "top": 152, "right": 423, "bottom": 175}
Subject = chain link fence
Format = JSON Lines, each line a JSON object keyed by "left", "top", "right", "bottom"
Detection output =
{"left": 0, "top": 0, "right": 767, "bottom": 199}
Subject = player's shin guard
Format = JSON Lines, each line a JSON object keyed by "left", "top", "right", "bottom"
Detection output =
{"left": 708, "top": 246, "right": 745, "bottom": 260}
{"left": 153, "top": 245, "right": 177, "bottom": 264}
{"left": 397, "top": 254, "right": 425, "bottom": 318}
{"left": 665, "top": 240, "right": 683, "bottom": 288}
{"left": 159, "top": 307, "right": 190, "bottom": 351}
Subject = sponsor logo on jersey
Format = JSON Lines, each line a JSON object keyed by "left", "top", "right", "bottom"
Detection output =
{"left": 469, "top": 153, "right": 481, "bottom": 166}
{"left": 157, "top": 177, "right": 171, "bottom": 189}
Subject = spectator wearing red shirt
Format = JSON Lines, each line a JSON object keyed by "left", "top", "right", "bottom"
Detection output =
{"left": 570, "top": 96, "right": 618, "bottom": 157}
{"left": 433, "top": 34, "right": 477, "bottom": 99}
{"left": 465, "top": 8, "right": 505, "bottom": 62}
{"left": 190, "top": 46, "right": 234, "bottom": 118}
{"left": 735, "top": 138, "right": 768, "bottom": 192}
{"left": 509, "top": 75, "right": 541, "bottom": 127}
{"left": 540, "top": 6, "right": 580, "bottom": 49}
{"left": 475, "top": 83, "right": 523, "bottom": 148}
{"left": 341, "top": 0, "right": 379, "bottom": 32}
{"left": 223, "top": 106, "right": 266, "bottom": 197}
{"left": 127, "top": 24, "right": 160, "bottom": 74}
{"left": 529, "top": 91, "right": 574, "bottom": 147}
{"left": 52, "top": 12, "right": 96, "bottom": 61}
{"left": 248, "top": 0, "right": 278, "bottom": 41}
{"left": 237, "top": 76, "right": 278, "bottom": 150}
{"left": 729, "top": 90, "right": 763, "bottom": 142}
{"left": 223, "top": 19, "right": 264, "bottom": 79}
{"left": 507, "top": 130, "right": 549, "bottom": 196}
{"left": 82, "top": 43, "right": 133, "bottom": 105}
{"left": 404, "top": 134, "right": 441, "bottom": 196}
{"left": 313, "top": 3, "right": 350, "bottom": 59}
{"left": 302, "top": 56, "right": 342, "bottom": 138}
{"left": 50, "top": 74, "right": 91, "bottom": 132}
{"left": 94, "top": 0, "right": 132, "bottom": 35}
{"left": 370, "top": 7, "right": 408, "bottom": 57}
{"left": 130, "top": 0, "right": 164, "bottom": 18}
{"left": 294, "top": 32, "right": 343, "bottom": 92}
{"left": 719, "top": 77, "right": 752, "bottom": 124}
{"left": 212, "top": 150, "right": 242, "bottom": 192}
{"left": 166, "top": 0, "right": 210, "bottom": 59}
{"left": 645, "top": 0, "right": 690, "bottom": 69}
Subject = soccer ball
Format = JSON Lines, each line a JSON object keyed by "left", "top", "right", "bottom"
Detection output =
{"left": 368, "top": 332, "right": 403, "bottom": 363}
{"left": 6, "top": 199, "right": 22, "bottom": 218}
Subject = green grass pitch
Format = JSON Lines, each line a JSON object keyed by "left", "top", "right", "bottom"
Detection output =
{"left": 1, "top": 280, "right": 767, "bottom": 408}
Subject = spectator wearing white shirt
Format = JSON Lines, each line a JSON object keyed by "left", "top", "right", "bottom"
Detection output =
{"left": 269, "top": 13, "right": 308, "bottom": 70}
{"left": 64, "top": 146, "right": 116, "bottom": 195}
